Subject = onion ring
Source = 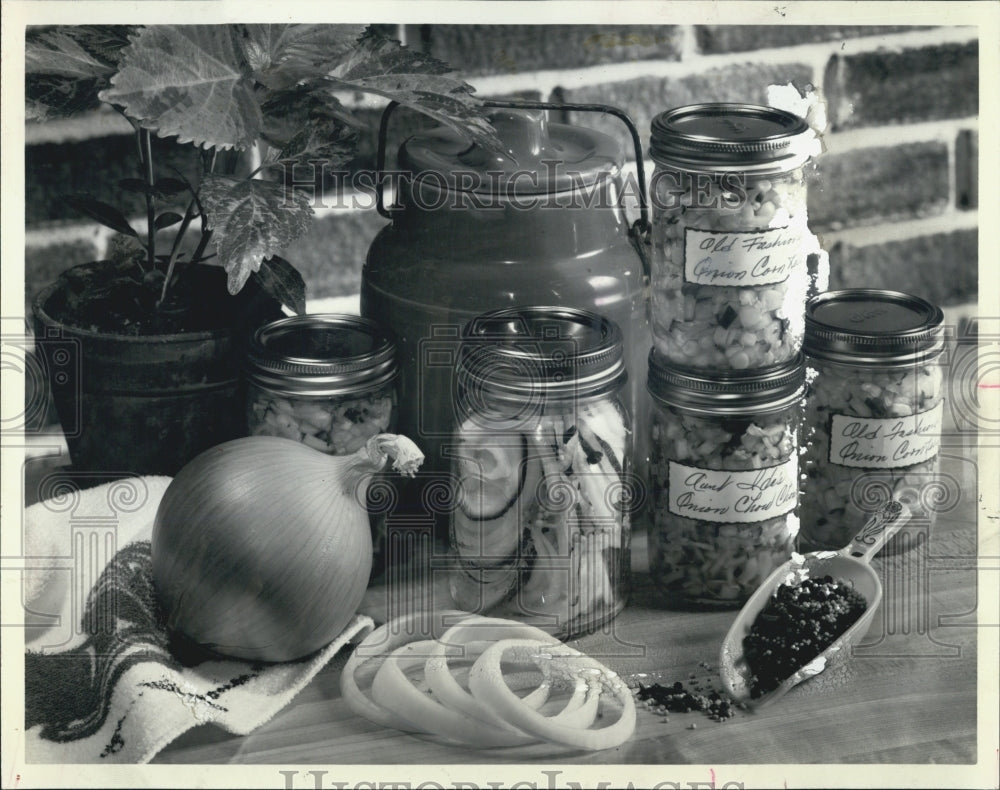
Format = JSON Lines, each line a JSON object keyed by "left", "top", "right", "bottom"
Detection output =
{"left": 372, "top": 639, "right": 536, "bottom": 747}
{"left": 424, "top": 617, "right": 598, "bottom": 730}
{"left": 340, "top": 609, "right": 470, "bottom": 731}
{"left": 467, "top": 638, "right": 637, "bottom": 751}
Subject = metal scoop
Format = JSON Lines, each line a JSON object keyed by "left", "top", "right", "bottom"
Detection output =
{"left": 719, "top": 500, "right": 911, "bottom": 710}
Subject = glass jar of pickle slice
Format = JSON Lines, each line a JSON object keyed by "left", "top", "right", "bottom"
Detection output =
{"left": 449, "top": 306, "right": 632, "bottom": 639}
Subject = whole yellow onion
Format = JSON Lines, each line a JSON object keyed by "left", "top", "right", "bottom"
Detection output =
{"left": 152, "top": 433, "right": 423, "bottom": 662}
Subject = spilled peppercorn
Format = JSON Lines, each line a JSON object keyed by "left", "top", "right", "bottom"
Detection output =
{"left": 627, "top": 663, "right": 739, "bottom": 724}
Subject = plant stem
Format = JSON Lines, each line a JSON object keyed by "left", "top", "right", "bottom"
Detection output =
{"left": 246, "top": 142, "right": 265, "bottom": 181}
{"left": 142, "top": 129, "right": 156, "bottom": 272}
{"left": 190, "top": 148, "right": 221, "bottom": 265}
{"left": 127, "top": 122, "right": 148, "bottom": 275}
{"left": 191, "top": 228, "right": 215, "bottom": 266}
{"left": 157, "top": 197, "right": 200, "bottom": 308}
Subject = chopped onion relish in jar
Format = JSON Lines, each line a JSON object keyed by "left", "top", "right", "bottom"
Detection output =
{"left": 798, "top": 290, "right": 945, "bottom": 555}
{"left": 646, "top": 351, "right": 805, "bottom": 608}
{"left": 648, "top": 103, "right": 827, "bottom": 371}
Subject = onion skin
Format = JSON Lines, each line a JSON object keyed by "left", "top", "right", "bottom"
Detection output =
{"left": 152, "top": 434, "right": 422, "bottom": 663}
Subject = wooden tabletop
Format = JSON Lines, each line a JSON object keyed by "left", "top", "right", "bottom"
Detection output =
{"left": 153, "top": 437, "right": 984, "bottom": 770}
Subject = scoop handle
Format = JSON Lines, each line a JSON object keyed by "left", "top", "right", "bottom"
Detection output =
{"left": 845, "top": 501, "right": 912, "bottom": 562}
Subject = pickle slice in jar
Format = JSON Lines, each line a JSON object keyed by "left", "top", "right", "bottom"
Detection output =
{"left": 455, "top": 432, "right": 528, "bottom": 521}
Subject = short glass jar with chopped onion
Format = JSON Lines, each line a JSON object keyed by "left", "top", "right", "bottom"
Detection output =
{"left": 449, "top": 306, "right": 632, "bottom": 640}
{"left": 244, "top": 314, "right": 398, "bottom": 454}
{"left": 798, "top": 290, "right": 945, "bottom": 556}
{"left": 648, "top": 103, "right": 826, "bottom": 371}
{"left": 647, "top": 351, "right": 805, "bottom": 608}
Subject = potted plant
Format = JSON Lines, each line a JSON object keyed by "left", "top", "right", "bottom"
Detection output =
{"left": 26, "top": 23, "right": 501, "bottom": 475}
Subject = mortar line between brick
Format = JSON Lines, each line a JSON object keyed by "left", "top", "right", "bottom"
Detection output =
{"left": 24, "top": 224, "right": 114, "bottom": 252}
{"left": 817, "top": 211, "right": 978, "bottom": 248}
{"left": 826, "top": 118, "right": 978, "bottom": 153}
{"left": 677, "top": 24, "right": 699, "bottom": 61}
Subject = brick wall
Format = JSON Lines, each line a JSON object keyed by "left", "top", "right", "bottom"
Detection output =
{"left": 24, "top": 24, "right": 979, "bottom": 315}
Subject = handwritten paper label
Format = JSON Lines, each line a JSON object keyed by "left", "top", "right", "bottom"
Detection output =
{"left": 828, "top": 402, "right": 943, "bottom": 469}
{"left": 683, "top": 226, "right": 806, "bottom": 287}
{"left": 667, "top": 457, "right": 798, "bottom": 524}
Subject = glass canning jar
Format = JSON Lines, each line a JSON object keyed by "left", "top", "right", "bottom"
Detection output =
{"left": 244, "top": 314, "right": 398, "bottom": 454}
{"left": 647, "top": 351, "right": 805, "bottom": 608}
{"left": 798, "top": 290, "right": 945, "bottom": 556}
{"left": 448, "top": 306, "right": 632, "bottom": 639}
{"left": 648, "top": 103, "right": 825, "bottom": 371}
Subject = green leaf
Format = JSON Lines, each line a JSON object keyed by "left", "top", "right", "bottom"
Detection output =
{"left": 63, "top": 194, "right": 139, "bottom": 238}
{"left": 199, "top": 175, "right": 314, "bottom": 294}
{"left": 261, "top": 85, "right": 362, "bottom": 135}
{"left": 239, "top": 24, "right": 366, "bottom": 88}
{"left": 26, "top": 74, "right": 104, "bottom": 120}
{"left": 100, "top": 26, "right": 262, "bottom": 150}
{"left": 152, "top": 177, "right": 191, "bottom": 198}
{"left": 118, "top": 178, "right": 149, "bottom": 194}
{"left": 252, "top": 255, "right": 307, "bottom": 314}
{"left": 259, "top": 87, "right": 363, "bottom": 170}
{"left": 275, "top": 121, "right": 359, "bottom": 170}
{"left": 25, "top": 28, "right": 117, "bottom": 78}
{"left": 61, "top": 25, "right": 136, "bottom": 67}
{"left": 154, "top": 212, "right": 184, "bottom": 230}
{"left": 324, "top": 31, "right": 503, "bottom": 158}
{"left": 25, "top": 26, "right": 132, "bottom": 120}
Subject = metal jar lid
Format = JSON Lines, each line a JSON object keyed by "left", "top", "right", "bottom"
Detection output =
{"left": 457, "top": 306, "right": 627, "bottom": 406}
{"left": 649, "top": 102, "right": 815, "bottom": 174}
{"left": 244, "top": 314, "right": 398, "bottom": 397}
{"left": 400, "top": 109, "right": 622, "bottom": 195}
{"left": 647, "top": 350, "right": 806, "bottom": 416}
{"left": 803, "top": 289, "right": 945, "bottom": 366}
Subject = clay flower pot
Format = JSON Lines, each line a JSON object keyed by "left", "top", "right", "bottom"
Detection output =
{"left": 32, "top": 261, "right": 283, "bottom": 476}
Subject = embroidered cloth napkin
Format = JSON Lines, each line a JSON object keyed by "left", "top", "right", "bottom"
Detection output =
{"left": 23, "top": 475, "right": 374, "bottom": 764}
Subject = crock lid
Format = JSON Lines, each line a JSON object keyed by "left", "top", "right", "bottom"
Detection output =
{"left": 245, "top": 314, "right": 397, "bottom": 396}
{"left": 457, "top": 306, "right": 627, "bottom": 406}
{"left": 650, "top": 102, "right": 815, "bottom": 174}
{"left": 646, "top": 350, "right": 806, "bottom": 416}
{"left": 399, "top": 109, "right": 622, "bottom": 195}
{"left": 803, "top": 289, "right": 945, "bottom": 366}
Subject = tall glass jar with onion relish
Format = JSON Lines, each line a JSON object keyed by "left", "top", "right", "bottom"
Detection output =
{"left": 243, "top": 314, "right": 399, "bottom": 568}
{"left": 646, "top": 351, "right": 805, "bottom": 608}
{"left": 648, "top": 103, "right": 825, "bottom": 371}
{"left": 448, "top": 306, "right": 632, "bottom": 640}
{"left": 798, "top": 290, "right": 945, "bottom": 556}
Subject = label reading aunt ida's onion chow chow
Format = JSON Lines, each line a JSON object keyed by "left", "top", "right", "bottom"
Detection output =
{"left": 667, "top": 456, "right": 798, "bottom": 523}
